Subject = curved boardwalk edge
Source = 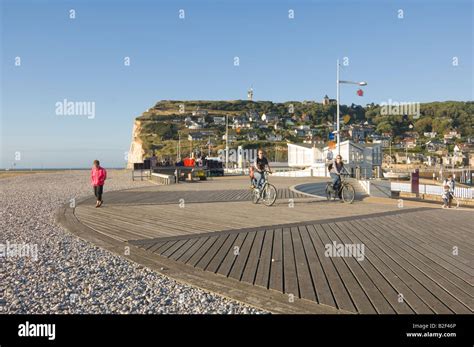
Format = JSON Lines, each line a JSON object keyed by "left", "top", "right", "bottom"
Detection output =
{"left": 55, "top": 204, "right": 347, "bottom": 314}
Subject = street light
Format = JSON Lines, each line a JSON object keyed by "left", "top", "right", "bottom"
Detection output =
{"left": 336, "top": 59, "right": 367, "bottom": 155}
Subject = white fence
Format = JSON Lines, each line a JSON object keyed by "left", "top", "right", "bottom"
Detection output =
{"left": 272, "top": 169, "right": 312, "bottom": 177}
{"left": 391, "top": 182, "right": 473, "bottom": 199}
{"left": 151, "top": 172, "right": 175, "bottom": 185}
{"left": 359, "top": 180, "right": 371, "bottom": 195}
{"left": 272, "top": 165, "right": 328, "bottom": 178}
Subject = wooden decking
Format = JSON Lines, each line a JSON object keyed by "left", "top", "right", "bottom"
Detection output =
{"left": 61, "top": 177, "right": 474, "bottom": 314}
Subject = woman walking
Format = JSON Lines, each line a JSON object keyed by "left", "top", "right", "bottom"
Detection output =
{"left": 91, "top": 160, "right": 107, "bottom": 207}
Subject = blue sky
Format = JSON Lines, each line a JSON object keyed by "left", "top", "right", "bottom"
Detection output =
{"left": 1, "top": 0, "right": 472, "bottom": 168}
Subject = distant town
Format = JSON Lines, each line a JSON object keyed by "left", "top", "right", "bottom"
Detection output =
{"left": 128, "top": 96, "right": 473, "bottom": 181}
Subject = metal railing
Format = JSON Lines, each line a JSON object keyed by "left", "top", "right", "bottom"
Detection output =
{"left": 132, "top": 169, "right": 151, "bottom": 181}
{"left": 391, "top": 182, "right": 473, "bottom": 199}
{"left": 151, "top": 172, "right": 175, "bottom": 185}
{"left": 359, "top": 180, "right": 371, "bottom": 195}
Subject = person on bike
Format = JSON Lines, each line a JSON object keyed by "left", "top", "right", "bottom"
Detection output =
{"left": 328, "top": 154, "right": 345, "bottom": 202}
{"left": 253, "top": 149, "right": 272, "bottom": 189}
{"left": 442, "top": 174, "right": 455, "bottom": 208}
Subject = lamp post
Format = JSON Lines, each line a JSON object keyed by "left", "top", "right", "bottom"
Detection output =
{"left": 336, "top": 59, "right": 367, "bottom": 155}
{"left": 225, "top": 114, "right": 229, "bottom": 169}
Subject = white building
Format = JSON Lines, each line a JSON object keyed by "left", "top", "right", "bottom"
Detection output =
{"left": 261, "top": 113, "right": 279, "bottom": 123}
{"left": 287, "top": 140, "right": 382, "bottom": 178}
{"left": 287, "top": 143, "right": 325, "bottom": 168}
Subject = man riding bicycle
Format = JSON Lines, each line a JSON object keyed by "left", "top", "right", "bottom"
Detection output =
{"left": 252, "top": 149, "right": 272, "bottom": 189}
{"left": 328, "top": 154, "right": 346, "bottom": 202}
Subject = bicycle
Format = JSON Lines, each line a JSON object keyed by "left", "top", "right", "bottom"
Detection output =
{"left": 325, "top": 173, "right": 356, "bottom": 204}
{"left": 442, "top": 191, "right": 459, "bottom": 209}
{"left": 252, "top": 171, "right": 277, "bottom": 206}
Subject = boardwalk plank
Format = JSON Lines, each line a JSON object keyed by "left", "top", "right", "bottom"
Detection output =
{"left": 376, "top": 216, "right": 474, "bottom": 294}
{"left": 318, "top": 223, "right": 376, "bottom": 314}
{"left": 299, "top": 226, "right": 337, "bottom": 307}
{"left": 241, "top": 231, "right": 266, "bottom": 284}
{"left": 254, "top": 230, "right": 274, "bottom": 289}
{"left": 169, "top": 238, "right": 198, "bottom": 261}
{"left": 282, "top": 227, "right": 299, "bottom": 297}
{"left": 307, "top": 224, "right": 356, "bottom": 312}
{"left": 292, "top": 227, "right": 317, "bottom": 302}
{"left": 206, "top": 233, "right": 239, "bottom": 273}
{"left": 216, "top": 232, "right": 247, "bottom": 277}
{"left": 160, "top": 239, "right": 188, "bottom": 258}
{"left": 365, "top": 218, "right": 473, "bottom": 312}
{"left": 177, "top": 237, "right": 209, "bottom": 263}
{"left": 187, "top": 236, "right": 219, "bottom": 267}
{"left": 325, "top": 223, "right": 395, "bottom": 314}
{"left": 269, "top": 229, "right": 284, "bottom": 293}
{"left": 229, "top": 231, "right": 257, "bottom": 281}
{"left": 339, "top": 220, "right": 433, "bottom": 314}
{"left": 333, "top": 221, "right": 413, "bottom": 314}
{"left": 353, "top": 219, "right": 453, "bottom": 314}
{"left": 195, "top": 235, "right": 229, "bottom": 270}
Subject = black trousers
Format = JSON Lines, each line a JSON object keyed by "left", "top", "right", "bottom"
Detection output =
{"left": 93, "top": 185, "right": 104, "bottom": 201}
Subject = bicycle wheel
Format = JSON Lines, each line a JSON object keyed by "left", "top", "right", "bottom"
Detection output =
{"left": 262, "top": 184, "right": 277, "bottom": 206}
{"left": 252, "top": 189, "right": 260, "bottom": 204}
{"left": 325, "top": 183, "right": 333, "bottom": 201}
{"left": 342, "top": 183, "right": 355, "bottom": 204}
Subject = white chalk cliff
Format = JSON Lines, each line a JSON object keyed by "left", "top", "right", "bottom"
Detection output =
{"left": 127, "top": 120, "right": 145, "bottom": 168}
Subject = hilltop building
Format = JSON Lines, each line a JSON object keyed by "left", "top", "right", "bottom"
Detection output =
{"left": 322, "top": 95, "right": 337, "bottom": 106}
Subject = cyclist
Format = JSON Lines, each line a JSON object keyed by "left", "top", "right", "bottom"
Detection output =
{"left": 253, "top": 149, "right": 272, "bottom": 189}
{"left": 442, "top": 174, "right": 455, "bottom": 208}
{"left": 328, "top": 154, "right": 345, "bottom": 202}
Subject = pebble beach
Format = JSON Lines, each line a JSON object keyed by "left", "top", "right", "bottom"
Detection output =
{"left": 0, "top": 170, "right": 265, "bottom": 314}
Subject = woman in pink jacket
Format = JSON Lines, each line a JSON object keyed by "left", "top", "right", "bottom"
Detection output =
{"left": 91, "top": 160, "right": 107, "bottom": 207}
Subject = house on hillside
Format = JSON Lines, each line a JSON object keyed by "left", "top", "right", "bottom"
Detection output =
{"left": 222, "top": 134, "right": 237, "bottom": 143}
{"left": 247, "top": 110, "right": 260, "bottom": 122}
{"left": 213, "top": 116, "right": 226, "bottom": 125}
{"left": 188, "top": 121, "right": 202, "bottom": 130}
{"left": 261, "top": 112, "right": 279, "bottom": 123}
{"left": 444, "top": 130, "right": 461, "bottom": 143}
{"left": 232, "top": 117, "right": 250, "bottom": 129}
{"left": 401, "top": 137, "right": 417, "bottom": 149}
{"left": 266, "top": 134, "right": 283, "bottom": 142}
{"left": 426, "top": 140, "right": 446, "bottom": 153}
{"left": 192, "top": 109, "right": 208, "bottom": 116}
{"left": 188, "top": 132, "right": 204, "bottom": 141}
{"left": 247, "top": 133, "right": 259, "bottom": 141}
{"left": 424, "top": 132, "right": 437, "bottom": 138}
{"left": 348, "top": 124, "right": 374, "bottom": 142}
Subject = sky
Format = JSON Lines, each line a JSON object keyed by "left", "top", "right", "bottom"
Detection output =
{"left": 1, "top": 0, "right": 472, "bottom": 168}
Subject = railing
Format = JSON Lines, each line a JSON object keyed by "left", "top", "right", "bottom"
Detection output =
{"left": 359, "top": 180, "right": 371, "bottom": 195}
{"left": 273, "top": 170, "right": 311, "bottom": 177}
{"left": 391, "top": 182, "right": 473, "bottom": 199}
{"left": 151, "top": 172, "right": 175, "bottom": 185}
{"left": 132, "top": 169, "right": 151, "bottom": 181}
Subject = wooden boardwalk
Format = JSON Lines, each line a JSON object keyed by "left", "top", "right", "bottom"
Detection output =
{"left": 62, "top": 178, "right": 474, "bottom": 314}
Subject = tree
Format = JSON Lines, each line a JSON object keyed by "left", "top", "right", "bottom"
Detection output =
{"left": 414, "top": 117, "right": 433, "bottom": 133}
{"left": 376, "top": 121, "right": 392, "bottom": 134}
